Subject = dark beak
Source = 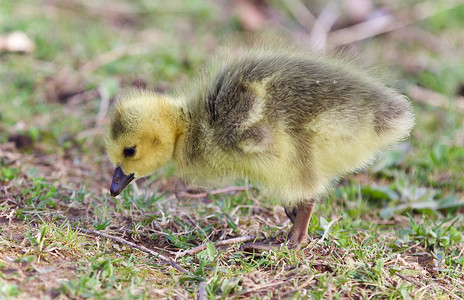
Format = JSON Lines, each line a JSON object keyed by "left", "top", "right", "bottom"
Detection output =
{"left": 110, "top": 166, "right": 135, "bottom": 196}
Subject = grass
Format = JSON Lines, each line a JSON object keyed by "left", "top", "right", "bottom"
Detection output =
{"left": 1, "top": 0, "right": 464, "bottom": 299}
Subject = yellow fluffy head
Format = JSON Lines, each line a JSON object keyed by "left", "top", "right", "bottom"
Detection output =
{"left": 106, "top": 91, "right": 179, "bottom": 180}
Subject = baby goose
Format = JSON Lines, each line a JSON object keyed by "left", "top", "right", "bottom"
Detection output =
{"left": 106, "top": 47, "right": 414, "bottom": 250}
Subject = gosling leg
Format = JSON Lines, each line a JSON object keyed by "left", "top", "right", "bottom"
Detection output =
{"left": 241, "top": 199, "right": 316, "bottom": 251}
{"left": 286, "top": 199, "right": 316, "bottom": 249}
{"left": 284, "top": 206, "right": 298, "bottom": 223}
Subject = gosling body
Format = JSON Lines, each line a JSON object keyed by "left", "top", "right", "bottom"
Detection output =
{"left": 106, "top": 47, "right": 414, "bottom": 249}
{"left": 178, "top": 51, "right": 413, "bottom": 205}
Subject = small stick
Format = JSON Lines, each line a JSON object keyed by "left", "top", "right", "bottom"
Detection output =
{"left": 177, "top": 186, "right": 250, "bottom": 199}
{"left": 243, "top": 280, "right": 285, "bottom": 294}
{"left": 79, "top": 43, "right": 148, "bottom": 74}
{"left": 72, "top": 226, "right": 189, "bottom": 274}
{"left": 307, "top": 216, "right": 341, "bottom": 248}
{"left": 408, "top": 85, "right": 464, "bottom": 110}
{"left": 95, "top": 85, "right": 110, "bottom": 126}
{"left": 197, "top": 281, "right": 207, "bottom": 300}
{"left": 211, "top": 186, "right": 249, "bottom": 195}
{"left": 327, "top": 1, "right": 464, "bottom": 46}
{"left": 317, "top": 216, "right": 341, "bottom": 245}
{"left": 280, "top": 0, "right": 316, "bottom": 32}
{"left": 178, "top": 235, "right": 256, "bottom": 257}
{"left": 308, "top": 2, "right": 339, "bottom": 52}
{"left": 455, "top": 245, "right": 464, "bottom": 260}
{"left": 176, "top": 191, "right": 208, "bottom": 199}
{"left": 283, "top": 275, "right": 315, "bottom": 297}
{"left": 396, "top": 272, "right": 423, "bottom": 287}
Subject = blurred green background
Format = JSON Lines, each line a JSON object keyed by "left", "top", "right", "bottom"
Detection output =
{"left": 1, "top": 0, "right": 464, "bottom": 298}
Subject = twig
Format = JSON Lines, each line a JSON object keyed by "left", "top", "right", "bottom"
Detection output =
{"left": 96, "top": 85, "right": 110, "bottom": 126}
{"left": 176, "top": 186, "right": 250, "bottom": 199}
{"left": 197, "top": 281, "right": 207, "bottom": 300}
{"left": 296, "top": 275, "right": 315, "bottom": 289}
{"left": 176, "top": 191, "right": 208, "bottom": 199}
{"left": 309, "top": 2, "right": 339, "bottom": 52}
{"left": 282, "top": 275, "right": 315, "bottom": 297}
{"left": 76, "top": 127, "right": 105, "bottom": 140}
{"left": 211, "top": 186, "right": 250, "bottom": 195}
{"left": 177, "top": 235, "right": 256, "bottom": 257}
{"left": 280, "top": 0, "right": 316, "bottom": 32}
{"left": 454, "top": 244, "right": 464, "bottom": 261}
{"left": 79, "top": 43, "right": 149, "bottom": 74}
{"left": 408, "top": 85, "right": 464, "bottom": 110}
{"left": 396, "top": 272, "right": 423, "bottom": 287}
{"left": 307, "top": 216, "right": 341, "bottom": 248}
{"left": 72, "top": 226, "right": 189, "bottom": 274}
{"left": 327, "top": 1, "right": 464, "bottom": 46}
{"left": 317, "top": 216, "right": 341, "bottom": 245}
{"left": 48, "top": 0, "right": 144, "bottom": 16}
{"left": 243, "top": 280, "right": 286, "bottom": 294}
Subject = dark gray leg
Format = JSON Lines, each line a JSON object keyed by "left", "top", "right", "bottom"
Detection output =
{"left": 242, "top": 199, "right": 316, "bottom": 251}
{"left": 286, "top": 199, "right": 316, "bottom": 249}
{"left": 284, "top": 206, "right": 297, "bottom": 223}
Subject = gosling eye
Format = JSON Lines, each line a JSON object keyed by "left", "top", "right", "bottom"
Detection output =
{"left": 123, "top": 147, "right": 136, "bottom": 158}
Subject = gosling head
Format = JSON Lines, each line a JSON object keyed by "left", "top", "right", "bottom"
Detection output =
{"left": 106, "top": 91, "right": 180, "bottom": 196}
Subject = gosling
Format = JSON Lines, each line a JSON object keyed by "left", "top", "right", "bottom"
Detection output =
{"left": 106, "top": 47, "right": 414, "bottom": 250}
